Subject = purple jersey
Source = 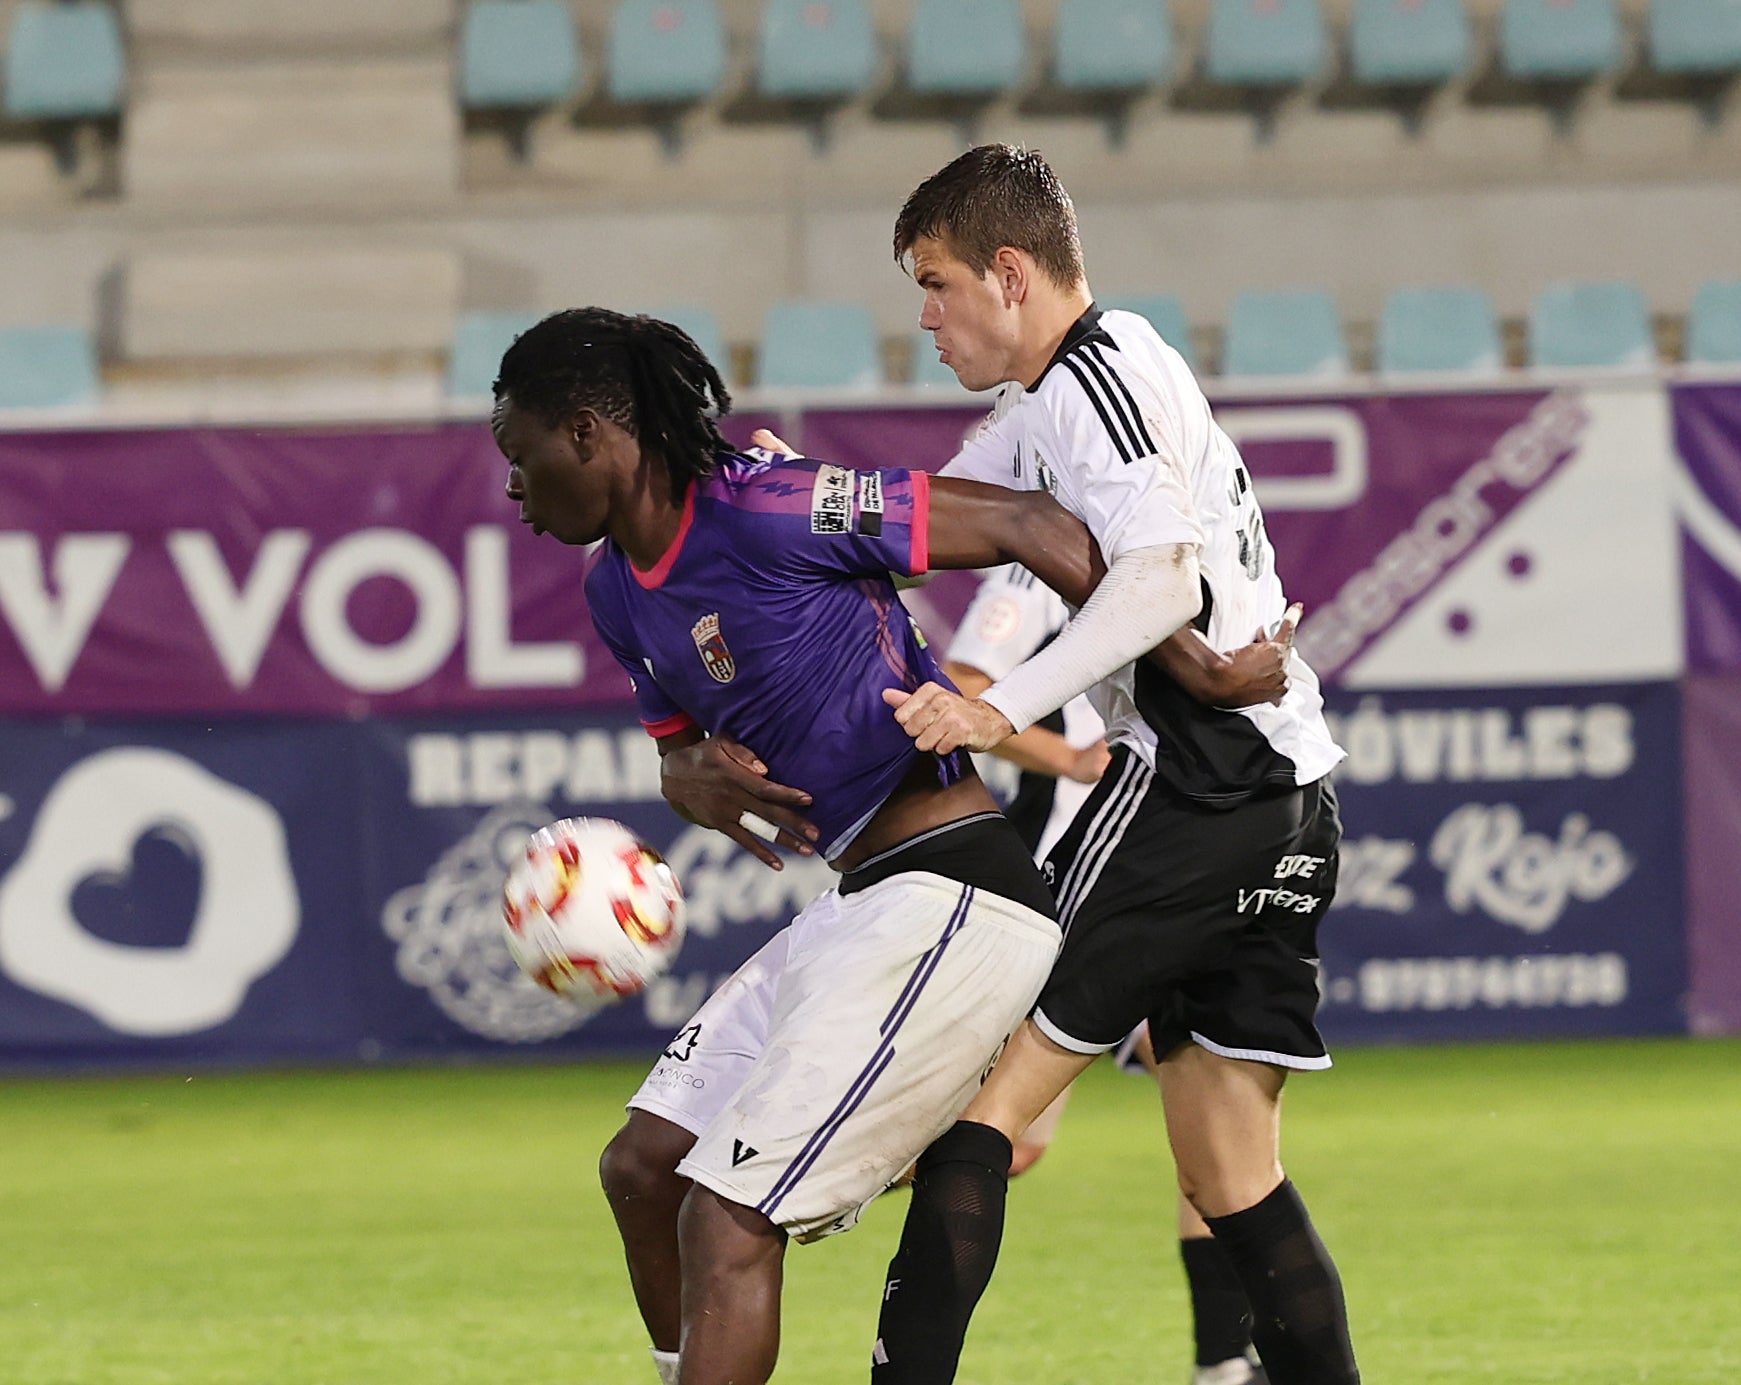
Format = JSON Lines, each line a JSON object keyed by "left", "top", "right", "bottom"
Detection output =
{"left": 585, "top": 450, "right": 962, "bottom": 860}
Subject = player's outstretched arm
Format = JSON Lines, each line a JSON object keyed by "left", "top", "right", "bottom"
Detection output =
{"left": 656, "top": 728, "right": 820, "bottom": 871}
{"left": 925, "top": 477, "right": 1106, "bottom": 604}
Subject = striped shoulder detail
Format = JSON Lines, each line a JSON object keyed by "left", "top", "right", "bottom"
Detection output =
{"left": 1057, "top": 338, "right": 1158, "bottom": 466}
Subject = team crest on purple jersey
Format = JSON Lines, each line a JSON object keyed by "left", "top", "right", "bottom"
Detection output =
{"left": 691, "top": 612, "right": 736, "bottom": 683}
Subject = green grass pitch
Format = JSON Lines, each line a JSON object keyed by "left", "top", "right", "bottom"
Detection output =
{"left": 3, "top": 1036, "right": 1738, "bottom": 1384}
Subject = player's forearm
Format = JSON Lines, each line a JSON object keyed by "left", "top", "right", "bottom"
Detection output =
{"left": 1156, "top": 627, "right": 1237, "bottom": 703}
{"left": 980, "top": 545, "right": 1203, "bottom": 733}
{"left": 926, "top": 478, "right": 1104, "bottom": 603}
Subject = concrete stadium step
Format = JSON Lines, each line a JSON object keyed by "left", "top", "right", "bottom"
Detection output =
{"left": 123, "top": 55, "right": 459, "bottom": 212}
{"left": 116, "top": 239, "right": 461, "bottom": 364}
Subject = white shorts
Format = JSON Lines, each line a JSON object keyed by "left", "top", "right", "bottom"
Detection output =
{"left": 628, "top": 872, "right": 1059, "bottom": 1242}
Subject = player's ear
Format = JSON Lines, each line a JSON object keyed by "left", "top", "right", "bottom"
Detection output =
{"left": 569, "top": 409, "right": 604, "bottom": 461}
{"left": 993, "top": 246, "right": 1029, "bottom": 307}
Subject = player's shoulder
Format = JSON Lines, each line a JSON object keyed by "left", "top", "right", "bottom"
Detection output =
{"left": 699, "top": 448, "right": 835, "bottom": 518}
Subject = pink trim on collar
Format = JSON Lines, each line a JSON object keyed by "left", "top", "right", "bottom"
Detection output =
{"left": 630, "top": 484, "right": 697, "bottom": 589}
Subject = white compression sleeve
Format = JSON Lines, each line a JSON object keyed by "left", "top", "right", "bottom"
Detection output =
{"left": 977, "top": 544, "right": 1202, "bottom": 734}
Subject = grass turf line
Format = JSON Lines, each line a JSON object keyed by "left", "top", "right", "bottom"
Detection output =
{"left": 1, "top": 1037, "right": 1737, "bottom": 1384}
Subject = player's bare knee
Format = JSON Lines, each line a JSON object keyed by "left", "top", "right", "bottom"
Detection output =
{"left": 600, "top": 1117, "right": 691, "bottom": 1207}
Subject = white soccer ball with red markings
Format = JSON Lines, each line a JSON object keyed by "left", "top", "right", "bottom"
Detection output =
{"left": 501, "top": 817, "right": 686, "bottom": 1004}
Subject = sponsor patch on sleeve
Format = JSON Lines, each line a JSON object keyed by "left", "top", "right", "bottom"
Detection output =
{"left": 810, "top": 464, "right": 853, "bottom": 534}
{"left": 856, "top": 471, "right": 883, "bottom": 536}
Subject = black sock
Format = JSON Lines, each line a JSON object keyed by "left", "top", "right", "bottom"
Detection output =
{"left": 1181, "top": 1234, "right": 1255, "bottom": 1367}
{"left": 1203, "top": 1181, "right": 1360, "bottom": 1385}
{"left": 870, "top": 1120, "right": 1011, "bottom": 1385}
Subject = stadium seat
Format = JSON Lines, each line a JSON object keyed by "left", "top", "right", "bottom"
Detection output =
{"left": 757, "top": 0, "right": 878, "bottom": 100}
{"left": 1054, "top": 0, "right": 1175, "bottom": 91}
{"left": 458, "top": 0, "right": 582, "bottom": 109}
{"left": 1222, "top": 290, "right": 1349, "bottom": 377}
{"left": 1648, "top": 0, "right": 1741, "bottom": 74}
{"left": 0, "top": 325, "right": 100, "bottom": 409}
{"left": 1100, "top": 293, "right": 1196, "bottom": 370}
{"left": 447, "top": 310, "right": 543, "bottom": 399}
{"left": 1528, "top": 281, "right": 1654, "bottom": 368}
{"left": 759, "top": 301, "right": 881, "bottom": 388}
{"left": 1204, "top": 0, "right": 1330, "bottom": 86}
{"left": 2, "top": 0, "right": 125, "bottom": 120}
{"left": 906, "top": 0, "right": 1027, "bottom": 95}
{"left": 647, "top": 305, "right": 729, "bottom": 375}
{"left": 608, "top": 0, "right": 728, "bottom": 104}
{"left": 1686, "top": 280, "right": 1741, "bottom": 365}
{"left": 1499, "top": 0, "right": 1623, "bottom": 79}
{"left": 1350, "top": 0, "right": 1473, "bottom": 85}
{"left": 1377, "top": 286, "right": 1503, "bottom": 374}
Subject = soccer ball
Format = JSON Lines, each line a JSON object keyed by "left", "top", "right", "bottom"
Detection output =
{"left": 501, "top": 817, "right": 686, "bottom": 1004}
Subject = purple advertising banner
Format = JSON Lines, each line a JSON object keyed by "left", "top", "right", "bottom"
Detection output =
{"left": 0, "top": 708, "right": 822, "bottom": 1067}
{"left": 784, "top": 387, "right": 1683, "bottom": 691}
{"left": 1672, "top": 382, "right": 1741, "bottom": 673}
{"left": 0, "top": 387, "right": 1681, "bottom": 717}
{"left": 0, "top": 424, "right": 616, "bottom": 716}
{"left": 1316, "top": 682, "right": 1685, "bottom": 1043}
{"left": 0, "top": 688, "right": 1687, "bottom": 1071}
{"left": 1682, "top": 676, "right": 1741, "bottom": 1034}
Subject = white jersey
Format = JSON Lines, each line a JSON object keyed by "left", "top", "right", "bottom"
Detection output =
{"left": 942, "top": 306, "right": 1344, "bottom": 803}
{"left": 946, "top": 564, "right": 1105, "bottom": 861}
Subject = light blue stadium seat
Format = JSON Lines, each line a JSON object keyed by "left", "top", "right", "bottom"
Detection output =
{"left": 458, "top": 0, "right": 582, "bottom": 109}
{"left": 1223, "top": 290, "right": 1349, "bottom": 377}
{"left": 759, "top": 301, "right": 881, "bottom": 388}
{"left": 906, "top": 0, "right": 1027, "bottom": 94}
{"left": 0, "top": 325, "right": 100, "bottom": 409}
{"left": 1205, "top": 0, "right": 1330, "bottom": 85}
{"left": 447, "top": 311, "right": 543, "bottom": 399}
{"left": 1377, "top": 286, "right": 1503, "bottom": 374}
{"left": 758, "top": 0, "right": 877, "bottom": 99}
{"left": 1101, "top": 294, "right": 1196, "bottom": 370}
{"left": 911, "top": 330, "right": 966, "bottom": 388}
{"left": 3, "top": 1, "right": 124, "bottom": 119}
{"left": 647, "top": 305, "right": 729, "bottom": 375}
{"left": 1686, "top": 280, "right": 1741, "bottom": 365}
{"left": 1528, "top": 281, "right": 1654, "bottom": 368}
{"left": 1350, "top": 0, "right": 1473, "bottom": 83}
{"left": 1499, "top": 0, "right": 1623, "bottom": 79}
{"left": 609, "top": 0, "right": 728, "bottom": 103}
{"left": 1055, "top": 0, "right": 1174, "bottom": 90}
{"left": 1649, "top": 0, "right": 1741, "bottom": 74}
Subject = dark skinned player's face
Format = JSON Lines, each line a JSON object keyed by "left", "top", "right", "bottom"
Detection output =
{"left": 493, "top": 394, "right": 608, "bottom": 547}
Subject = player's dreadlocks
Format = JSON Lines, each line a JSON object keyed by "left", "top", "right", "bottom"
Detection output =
{"left": 493, "top": 307, "right": 732, "bottom": 496}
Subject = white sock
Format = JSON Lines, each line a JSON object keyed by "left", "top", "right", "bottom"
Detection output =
{"left": 1191, "top": 1358, "right": 1256, "bottom": 1385}
{"left": 651, "top": 1347, "right": 680, "bottom": 1385}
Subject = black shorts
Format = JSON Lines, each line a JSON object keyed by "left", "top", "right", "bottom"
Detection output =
{"left": 1035, "top": 745, "right": 1341, "bottom": 1069}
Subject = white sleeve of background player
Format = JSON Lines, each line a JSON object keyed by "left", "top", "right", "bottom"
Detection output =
{"left": 944, "top": 567, "right": 1066, "bottom": 681}
{"left": 1044, "top": 368, "right": 1204, "bottom": 563}
{"left": 979, "top": 544, "right": 1201, "bottom": 734}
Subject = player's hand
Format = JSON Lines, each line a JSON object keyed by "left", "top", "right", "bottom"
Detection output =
{"left": 1067, "top": 740, "right": 1112, "bottom": 783}
{"left": 659, "top": 734, "right": 820, "bottom": 870}
{"left": 1216, "top": 602, "right": 1300, "bottom": 708}
{"left": 749, "top": 428, "right": 800, "bottom": 458}
{"left": 882, "top": 682, "right": 1016, "bottom": 754}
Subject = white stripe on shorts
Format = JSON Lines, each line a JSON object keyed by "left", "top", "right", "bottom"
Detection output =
{"left": 1054, "top": 752, "right": 1152, "bottom": 933}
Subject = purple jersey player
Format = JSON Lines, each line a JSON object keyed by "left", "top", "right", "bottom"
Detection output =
{"left": 585, "top": 453, "right": 959, "bottom": 861}
{"left": 490, "top": 308, "right": 1168, "bottom": 1385}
